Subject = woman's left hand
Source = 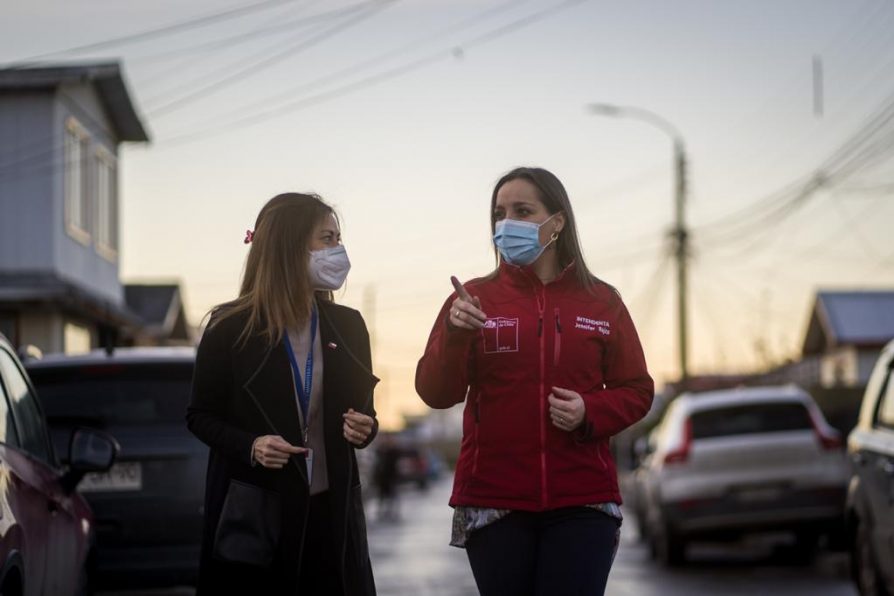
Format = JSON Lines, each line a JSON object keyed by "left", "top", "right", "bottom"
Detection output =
{"left": 548, "top": 386, "right": 586, "bottom": 432}
{"left": 343, "top": 408, "right": 375, "bottom": 446}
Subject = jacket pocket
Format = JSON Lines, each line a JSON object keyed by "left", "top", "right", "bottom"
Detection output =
{"left": 213, "top": 480, "right": 282, "bottom": 567}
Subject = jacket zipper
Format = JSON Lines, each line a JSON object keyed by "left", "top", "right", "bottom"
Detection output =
{"left": 472, "top": 387, "right": 480, "bottom": 477}
{"left": 553, "top": 308, "right": 562, "bottom": 368}
{"left": 537, "top": 289, "right": 547, "bottom": 509}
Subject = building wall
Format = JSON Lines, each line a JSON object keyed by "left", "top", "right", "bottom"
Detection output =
{"left": 821, "top": 345, "right": 859, "bottom": 388}
{"left": 857, "top": 348, "right": 883, "bottom": 386}
{"left": 0, "top": 90, "right": 57, "bottom": 271}
{"left": 19, "top": 310, "right": 64, "bottom": 354}
{"left": 54, "top": 82, "right": 122, "bottom": 306}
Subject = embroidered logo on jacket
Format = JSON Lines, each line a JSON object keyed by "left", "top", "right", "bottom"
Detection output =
{"left": 483, "top": 317, "right": 520, "bottom": 353}
{"left": 575, "top": 316, "right": 611, "bottom": 336}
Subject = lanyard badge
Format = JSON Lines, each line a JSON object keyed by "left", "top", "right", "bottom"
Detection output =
{"left": 283, "top": 306, "right": 318, "bottom": 482}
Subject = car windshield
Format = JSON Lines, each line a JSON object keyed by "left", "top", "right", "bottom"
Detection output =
{"left": 691, "top": 401, "right": 812, "bottom": 439}
{"left": 29, "top": 362, "right": 193, "bottom": 427}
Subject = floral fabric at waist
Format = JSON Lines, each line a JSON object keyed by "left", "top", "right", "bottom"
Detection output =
{"left": 450, "top": 502, "right": 623, "bottom": 548}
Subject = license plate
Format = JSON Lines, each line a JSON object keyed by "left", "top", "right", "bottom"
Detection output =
{"left": 735, "top": 486, "right": 782, "bottom": 503}
{"left": 79, "top": 462, "right": 142, "bottom": 493}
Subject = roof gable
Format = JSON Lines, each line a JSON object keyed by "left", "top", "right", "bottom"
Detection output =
{"left": 802, "top": 290, "right": 894, "bottom": 355}
{"left": 0, "top": 62, "right": 149, "bottom": 142}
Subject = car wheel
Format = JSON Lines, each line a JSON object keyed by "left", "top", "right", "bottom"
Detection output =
{"left": 651, "top": 521, "right": 686, "bottom": 567}
{"left": 853, "top": 518, "right": 888, "bottom": 596}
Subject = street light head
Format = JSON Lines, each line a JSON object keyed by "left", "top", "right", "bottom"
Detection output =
{"left": 587, "top": 103, "right": 622, "bottom": 116}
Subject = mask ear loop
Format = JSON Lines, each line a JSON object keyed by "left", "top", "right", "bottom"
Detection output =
{"left": 544, "top": 212, "right": 562, "bottom": 246}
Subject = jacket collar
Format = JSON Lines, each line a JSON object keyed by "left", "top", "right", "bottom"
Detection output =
{"left": 499, "top": 259, "right": 578, "bottom": 290}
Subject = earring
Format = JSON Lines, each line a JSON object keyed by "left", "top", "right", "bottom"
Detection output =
{"left": 550, "top": 231, "right": 559, "bottom": 242}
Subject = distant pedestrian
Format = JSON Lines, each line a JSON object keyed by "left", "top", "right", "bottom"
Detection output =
{"left": 416, "top": 167, "right": 654, "bottom": 596}
{"left": 373, "top": 433, "right": 402, "bottom": 521}
{"left": 187, "top": 192, "right": 379, "bottom": 595}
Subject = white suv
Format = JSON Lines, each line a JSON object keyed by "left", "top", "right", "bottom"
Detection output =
{"left": 638, "top": 384, "right": 848, "bottom": 565}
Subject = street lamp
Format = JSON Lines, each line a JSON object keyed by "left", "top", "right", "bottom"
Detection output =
{"left": 587, "top": 103, "right": 690, "bottom": 383}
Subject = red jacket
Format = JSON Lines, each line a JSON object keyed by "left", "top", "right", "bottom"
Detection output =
{"left": 416, "top": 262, "right": 654, "bottom": 511}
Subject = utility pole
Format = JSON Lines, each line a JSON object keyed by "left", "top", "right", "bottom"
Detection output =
{"left": 588, "top": 104, "right": 691, "bottom": 383}
{"left": 673, "top": 142, "right": 689, "bottom": 383}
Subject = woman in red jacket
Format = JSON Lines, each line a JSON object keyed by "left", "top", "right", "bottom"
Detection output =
{"left": 416, "top": 167, "right": 654, "bottom": 596}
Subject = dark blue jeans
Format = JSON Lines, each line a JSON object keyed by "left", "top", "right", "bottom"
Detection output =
{"left": 465, "top": 507, "right": 621, "bottom": 596}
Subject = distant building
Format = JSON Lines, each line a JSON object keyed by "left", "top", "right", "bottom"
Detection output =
{"left": 801, "top": 290, "right": 894, "bottom": 388}
{"left": 0, "top": 62, "right": 150, "bottom": 353}
{"left": 663, "top": 289, "right": 894, "bottom": 435}
{"left": 123, "top": 283, "right": 193, "bottom": 346}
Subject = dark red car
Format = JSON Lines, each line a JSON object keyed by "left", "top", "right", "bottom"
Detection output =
{"left": 0, "top": 333, "right": 117, "bottom": 595}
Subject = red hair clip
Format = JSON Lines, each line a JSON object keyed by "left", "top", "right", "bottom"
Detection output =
{"left": 244, "top": 229, "right": 254, "bottom": 244}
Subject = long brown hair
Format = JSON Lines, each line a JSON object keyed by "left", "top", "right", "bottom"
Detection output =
{"left": 489, "top": 167, "right": 603, "bottom": 293}
{"left": 209, "top": 192, "right": 336, "bottom": 347}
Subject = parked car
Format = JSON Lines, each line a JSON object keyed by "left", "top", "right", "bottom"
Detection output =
{"left": 396, "top": 445, "right": 443, "bottom": 490}
{"left": 637, "top": 384, "right": 848, "bottom": 565}
{"left": 628, "top": 427, "right": 659, "bottom": 541}
{"left": 846, "top": 338, "right": 894, "bottom": 596}
{"left": 0, "top": 333, "right": 117, "bottom": 595}
{"left": 26, "top": 347, "right": 203, "bottom": 589}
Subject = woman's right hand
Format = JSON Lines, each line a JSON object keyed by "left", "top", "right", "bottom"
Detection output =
{"left": 252, "top": 435, "right": 307, "bottom": 469}
{"left": 449, "top": 276, "right": 487, "bottom": 330}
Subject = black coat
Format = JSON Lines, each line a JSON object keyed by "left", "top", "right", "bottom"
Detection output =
{"left": 187, "top": 300, "right": 379, "bottom": 595}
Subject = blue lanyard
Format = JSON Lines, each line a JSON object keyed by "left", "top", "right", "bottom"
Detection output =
{"left": 283, "top": 306, "right": 318, "bottom": 433}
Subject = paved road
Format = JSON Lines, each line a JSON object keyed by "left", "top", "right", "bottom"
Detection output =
{"left": 369, "top": 476, "right": 857, "bottom": 596}
{"left": 101, "top": 474, "right": 857, "bottom": 595}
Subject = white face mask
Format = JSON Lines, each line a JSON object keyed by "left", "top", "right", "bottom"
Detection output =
{"left": 308, "top": 245, "right": 351, "bottom": 290}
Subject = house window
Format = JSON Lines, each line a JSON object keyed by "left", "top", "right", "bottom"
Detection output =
{"left": 64, "top": 322, "right": 92, "bottom": 355}
{"left": 95, "top": 147, "right": 118, "bottom": 260}
{"left": 64, "top": 117, "right": 91, "bottom": 244}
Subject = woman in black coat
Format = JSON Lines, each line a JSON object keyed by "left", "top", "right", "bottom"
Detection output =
{"left": 187, "top": 192, "right": 379, "bottom": 595}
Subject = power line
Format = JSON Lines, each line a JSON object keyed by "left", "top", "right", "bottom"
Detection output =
{"left": 700, "top": 0, "right": 894, "bottom": 175}
{"left": 2, "top": 0, "right": 312, "bottom": 68}
{"left": 147, "top": 0, "right": 397, "bottom": 117}
{"left": 0, "top": 2, "right": 398, "bottom": 177}
{"left": 835, "top": 181, "right": 894, "bottom": 194}
{"left": 0, "top": 0, "right": 519, "bottom": 170}
{"left": 626, "top": 247, "right": 672, "bottom": 350}
{"left": 163, "top": 0, "right": 534, "bottom": 127}
{"left": 129, "top": 1, "right": 365, "bottom": 65}
{"left": 158, "top": 0, "right": 590, "bottom": 146}
{"left": 695, "top": 81, "right": 894, "bottom": 250}
{"left": 0, "top": 1, "right": 366, "bottom": 164}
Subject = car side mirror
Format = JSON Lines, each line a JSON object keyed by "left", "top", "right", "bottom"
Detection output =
{"left": 61, "top": 428, "right": 119, "bottom": 495}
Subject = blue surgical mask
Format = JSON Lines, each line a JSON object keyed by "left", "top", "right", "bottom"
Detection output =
{"left": 493, "top": 214, "right": 559, "bottom": 266}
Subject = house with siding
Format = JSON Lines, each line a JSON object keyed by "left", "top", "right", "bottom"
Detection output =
{"left": 801, "top": 289, "right": 894, "bottom": 388}
{"left": 0, "top": 62, "right": 149, "bottom": 353}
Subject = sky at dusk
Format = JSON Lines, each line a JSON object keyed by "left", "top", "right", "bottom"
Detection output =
{"left": 3, "top": 0, "right": 893, "bottom": 427}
